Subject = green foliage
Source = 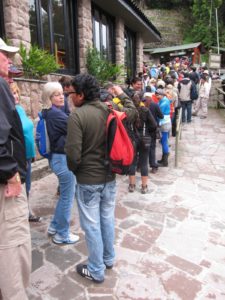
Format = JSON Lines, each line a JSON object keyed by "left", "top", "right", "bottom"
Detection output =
{"left": 86, "top": 47, "right": 123, "bottom": 85}
{"left": 144, "top": 0, "right": 193, "bottom": 9}
{"left": 19, "top": 44, "right": 59, "bottom": 79}
{"left": 184, "top": 0, "right": 225, "bottom": 49}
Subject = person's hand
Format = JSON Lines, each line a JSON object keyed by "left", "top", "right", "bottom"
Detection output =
{"left": 112, "top": 85, "right": 124, "bottom": 96}
{"left": 5, "top": 172, "right": 22, "bottom": 198}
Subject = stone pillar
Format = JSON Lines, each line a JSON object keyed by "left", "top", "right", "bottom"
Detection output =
{"left": 136, "top": 34, "right": 143, "bottom": 75}
{"left": 77, "top": 0, "right": 93, "bottom": 73}
{"left": 115, "top": 17, "right": 124, "bottom": 67}
{"left": 3, "top": 0, "right": 30, "bottom": 48}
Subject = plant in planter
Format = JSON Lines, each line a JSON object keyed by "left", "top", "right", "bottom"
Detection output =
{"left": 19, "top": 44, "right": 60, "bottom": 79}
{"left": 86, "top": 47, "right": 123, "bottom": 85}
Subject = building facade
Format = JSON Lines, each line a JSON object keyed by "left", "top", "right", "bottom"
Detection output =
{"left": 0, "top": 0, "right": 161, "bottom": 119}
{"left": 1, "top": 0, "right": 161, "bottom": 77}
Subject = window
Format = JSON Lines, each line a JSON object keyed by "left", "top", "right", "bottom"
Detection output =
{"left": 92, "top": 5, "right": 115, "bottom": 62}
{"left": 29, "top": 0, "right": 79, "bottom": 74}
{"left": 0, "top": 0, "right": 5, "bottom": 38}
{"left": 124, "top": 28, "right": 136, "bottom": 80}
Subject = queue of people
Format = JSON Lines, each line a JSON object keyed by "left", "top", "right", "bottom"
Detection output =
{"left": 0, "top": 37, "right": 213, "bottom": 299}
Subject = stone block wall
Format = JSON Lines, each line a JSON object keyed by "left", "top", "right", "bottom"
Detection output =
{"left": 3, "top": 0, "right": 30, "bottom": 48}
{"left": 144, "top": 8, "right": 190, "bottom": 49}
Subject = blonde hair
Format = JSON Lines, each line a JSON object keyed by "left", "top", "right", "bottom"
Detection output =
{"left": 10, "top": 82, "right": 20, "bottom": 96}
{"left": 42, "top": 82, "right": 63, "bottom": 109}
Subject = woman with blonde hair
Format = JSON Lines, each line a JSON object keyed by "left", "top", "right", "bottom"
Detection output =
{"left": 41, "top": 82, "right": 79, "bottom": 245}
{"left": 10, "top": 82, "right": 41, "bottom": 222}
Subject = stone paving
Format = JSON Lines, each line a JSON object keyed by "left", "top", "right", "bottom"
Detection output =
{"left": 27, "top": 108, "right": 225, "bottom": 300}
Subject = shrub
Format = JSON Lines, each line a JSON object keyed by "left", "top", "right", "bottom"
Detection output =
{"left": 19, "top": 44, "right": 59, "bottom": 79}
{"left": 86, "top": 47, "right": 123, "bottom": 85}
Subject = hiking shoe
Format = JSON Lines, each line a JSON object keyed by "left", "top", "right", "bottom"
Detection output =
{"left": 47, "top": 225, "right": 57, "bottom": 236}
{"left": 128, "top": 184, "right": 136, "bottom": 193}
{"left": 76, "top": 264, "right": 104, "bottom": 283}
{"left": 52, "top": 233, "right": 79, "bottom": 245}
{"left": 105, "top": 264, "right": 113, "bottom": 269}
{"left": 141, "top": 185, "right": 148, "bottom": 194}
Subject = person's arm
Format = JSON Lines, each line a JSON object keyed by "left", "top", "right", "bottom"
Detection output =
{"left": 65, "top": 111, "right": 82, "bottom": 173}
{"left": 113, "top": 85, "right": 138, "bottom": 123}
{"left": 147, "top": 110, "right": 157, "bottom": 131}
{"left": 156, "top": 104, "right": 164, "bottom": 119}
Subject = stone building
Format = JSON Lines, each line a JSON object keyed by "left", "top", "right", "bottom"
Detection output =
{"left": 0, "top": 0, "right": 161, "bottom": 119}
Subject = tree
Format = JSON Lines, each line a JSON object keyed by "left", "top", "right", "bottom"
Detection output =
{"left": 185, "top": 0, "right": 225, "bottom": 49}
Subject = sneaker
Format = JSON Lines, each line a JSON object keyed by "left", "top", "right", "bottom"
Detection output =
{"left": 141, "top": 185, "right": 148, "bottom": 194}
{"left": 76, "top": 264, "right": 104, "bottom": 283}
{"left": 29, "top": 214, "right": 42, "bottom": 222}
{"left": 47, "top": 226, "right": 57, "bottom": 236}
{"left": 52, "top": 233, "right": 80, "bottom": 245}
{"left": 128, "top": 184, "right": 136, "bottom": 193}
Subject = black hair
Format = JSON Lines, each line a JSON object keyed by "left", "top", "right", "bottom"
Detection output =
{"left": 71, "top": 74, "right": 100, "bottom": 102}
{"left": 59, "top": 75, "right": 72, "bottom": 89}
{"left": 131, "top": 77, "right": 142, "bottom": 85}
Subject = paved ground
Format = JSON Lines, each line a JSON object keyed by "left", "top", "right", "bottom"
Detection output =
{"left": 27, "top": 108, "right": 225, "bottom": 300}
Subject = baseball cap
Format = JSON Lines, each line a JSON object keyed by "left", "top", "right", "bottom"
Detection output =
{"left": 0, "top": 38, "right": 19, "bottom": 53}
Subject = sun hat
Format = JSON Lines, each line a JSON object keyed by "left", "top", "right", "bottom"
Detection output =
{"left": 144, "top": 92, "right": 153, "bottom": 98}
{"left": 0, "top": 38, "right": 19, "bottom": 53}
{"left": 203, "top": 69, "right": 209, "bottom": 75}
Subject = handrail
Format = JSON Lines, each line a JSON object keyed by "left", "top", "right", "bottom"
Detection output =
{"left": 175, "top": 107, "right": 182, "bottom": 168}
{"left": 215, "top": 87, "right": 225, "bottom": 109}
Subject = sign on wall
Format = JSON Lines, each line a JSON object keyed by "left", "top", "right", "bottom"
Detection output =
{"left": 209, "top": 53, "right": 221, "bottom": 69}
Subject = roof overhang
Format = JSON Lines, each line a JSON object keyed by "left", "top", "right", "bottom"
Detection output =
{"left": 92, "top": 0, "right": 161, "bottom": 43}
{"left": 144, "top": 42, "right": 202, "bottom": 54}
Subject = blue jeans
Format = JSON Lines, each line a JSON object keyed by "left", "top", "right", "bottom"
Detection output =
{"left": 49, "top": 153, "right": 76, "bottom": 238}
{"left": 25, "top": 159, "right": 32, "bottom": 198}
{"left": 76, "top": 180, "right": 116, "bottom": 281}
{"left": 161, "top": 132, "right": 169, "bottom": 154}
{"left": 181, "top": 101, "right": 192, "bottom": 123}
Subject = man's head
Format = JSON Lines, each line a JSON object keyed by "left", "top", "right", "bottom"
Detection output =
{"left": 131, "top": 77, "right": 142, "bottom": 91}
{"left": 143, "top": 92, "right": 153, "bottom": 107}
{"left": 0, "top": 38, "right": 19, "bottom": 78}
{"left": 70, "top": 74, "right": 100, "bottom": 107}
{"left": 59, "top": 75, "right": 73, "bottom": 95}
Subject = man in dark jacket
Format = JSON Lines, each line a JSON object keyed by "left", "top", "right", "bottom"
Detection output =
{"left": 0, "top": 43, "right": 31, "bottom": 300}
{"left": 65, "top": 74, "right": 137, "bottom": 283}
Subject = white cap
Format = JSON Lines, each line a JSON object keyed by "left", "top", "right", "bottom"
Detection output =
{"left": 203, "top": 70, "right": 209, "bottom": 75}
{"left": 0, "top": 38, "right": 19, "bottom": 53}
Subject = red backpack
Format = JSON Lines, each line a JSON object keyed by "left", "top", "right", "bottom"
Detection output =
{"left": 105, "top": 103, "right": 134, "bottom": 175}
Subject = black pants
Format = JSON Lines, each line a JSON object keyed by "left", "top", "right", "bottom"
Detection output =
{"left": 129, "top": 143, "right": 149, "bottom": 176}
{"left": 149, "top": 136, "right": 157, "bottom": 168}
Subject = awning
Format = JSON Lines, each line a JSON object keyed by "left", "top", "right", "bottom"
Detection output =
{"left": 144, "top": 42, "right": 202, "bottom": 54}
{"left": 92, "top": 0, "right": 161, "bottom": 42}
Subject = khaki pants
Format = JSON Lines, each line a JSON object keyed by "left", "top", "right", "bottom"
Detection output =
{"left": 0, "top": 185, "right": 31, "bottom": 300}
{"left": 193, "top": 96, "right": 208, "bottom": 117}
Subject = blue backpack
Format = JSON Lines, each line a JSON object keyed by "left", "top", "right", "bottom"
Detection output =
{"left": 35, "top": 112, "right": 50, "bottom": 158}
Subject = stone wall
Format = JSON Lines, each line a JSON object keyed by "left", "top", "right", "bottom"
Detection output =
{"left": 209, "top": 79, "right": 223, "bottom": 108}
{"left": 3, "top": 0, "right": 30, "bottom": 48}
{"left": 144, "top": 8, "right": 190, "bottom": 49}
{"left": 115, "top": 17, "right": 125, "bottom": 67}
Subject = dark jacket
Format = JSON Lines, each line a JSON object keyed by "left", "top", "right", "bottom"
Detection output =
{"left": 149, "top": 101, "right": 164, "bottom": 125}
{"left": 42, "top": 106, "right": 68, "bottom": 154}
{"left": 135, "top": 106, "right": 157, "bottom": 137}
{"left": 0, "top": 77, "right": 26, "bottom": 184}
{"left": 65, "top": 97, "right": 137, "bottom": 184}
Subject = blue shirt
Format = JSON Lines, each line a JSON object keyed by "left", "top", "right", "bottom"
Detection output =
{"left": 16, "top": 105, "right": 35, "bottom": 159}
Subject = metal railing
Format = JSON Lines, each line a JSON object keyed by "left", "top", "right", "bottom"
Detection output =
{"left": 175, "top": 108, "right": 182, "bottom": 168}
{"left": 216, "top": 85, "right": 225, "bottom": 109}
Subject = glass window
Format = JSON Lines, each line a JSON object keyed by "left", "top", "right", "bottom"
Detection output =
{"left": 28, "top": 0, "right": 78, "bottom": 74}
{"left": 124, "top": 28, "right": 136, "bottom": 80}
{"left": 92, "top": 6, "right": 115, "bottom": 62}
